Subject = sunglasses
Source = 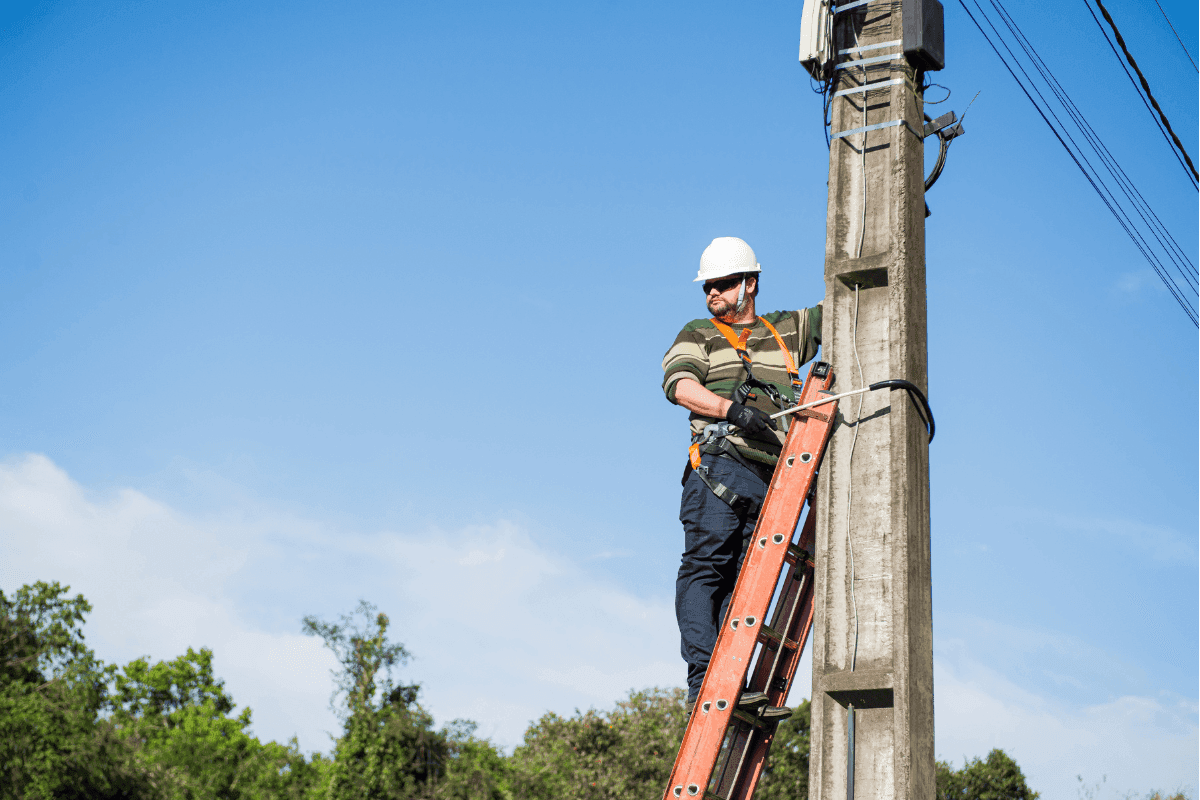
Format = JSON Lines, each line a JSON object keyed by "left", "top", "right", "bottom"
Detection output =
{"left": 703, "top": 275, "right": 744, "bottom": 295}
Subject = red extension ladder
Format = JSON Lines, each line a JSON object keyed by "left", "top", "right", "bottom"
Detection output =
{"left": 664, "top": 361, "right": 838, "bottom": 800}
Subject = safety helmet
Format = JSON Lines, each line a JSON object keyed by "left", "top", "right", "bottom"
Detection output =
{"left": 695, "top": 237, "right": 762, "bottom": 282}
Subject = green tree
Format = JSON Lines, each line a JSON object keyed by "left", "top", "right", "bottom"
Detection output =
{"left": 937, "top": 749, "right": 1039, "bottom": 800}
{"left": 109, "top": 647, "right": 327, "bottom": 799}
{"left": 305, "top": 601, "right": 492, "bottom": 799}
{"left": 509, "top": 687, "right": 686, "bottom": 800}
{"left": 0, "top": 581, "right": 156, "bottom": 799}
{"left": 431, "top": 719, "right": 512, "bottom": 800}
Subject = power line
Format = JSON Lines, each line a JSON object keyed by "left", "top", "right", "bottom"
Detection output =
{"left": 956, "top": 0, "right": 1198, "bottom": 326}
{"left": 989, "top": 0, "right": 1197, "bottom": 291}
{"left": 1090, "top": 0, "right": 1199, "bottom": 183}
{"left": 1149, "top": 0, "right": 1197, "bottom": 73}
{"left": 975, "top": 0, "right": 1196, "bottom": 317}
{"left": 1079, "top": 0, "right": 1198, "bottom": 191}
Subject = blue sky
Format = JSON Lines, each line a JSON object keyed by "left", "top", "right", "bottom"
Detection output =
{"left": 1, "top": 0, "right": 1196, "bottom": 797}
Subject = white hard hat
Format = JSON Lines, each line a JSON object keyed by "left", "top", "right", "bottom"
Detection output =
{"left": 695, "top": 237, "right": 762, "bottom": 282}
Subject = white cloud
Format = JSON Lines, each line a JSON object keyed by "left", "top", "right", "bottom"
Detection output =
{"left": 936, "top": 641, "right": 1198, "bottom": 800}
{"left": 1018, "top": 509, "right": 1197, "bottom": 564}
{"left": 0, "top": 453, "right": 683, "bottom": 751}
{"left": 0, "top": 453, "right": 342, "bottom": 748}
{"left": 1113, "top": 269, "right": 1167, "bottom": 297}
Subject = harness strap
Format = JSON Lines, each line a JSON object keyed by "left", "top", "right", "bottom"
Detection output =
{"left": 700, "top": 435, "right": 771, "bottom": 481}
{"left": 689, "top": 456, "right": 760, "bottom": 516}
{"left": 711, "top": 317, "right": 803, "bottom": 394}
{"left": 686, "top": 316, "right": 803, "bottom": 514}
{"left": 758, "top": 316, "right": 804, "bottom": 394}
{"left": 710, "top": 319, "right": 755, "bottom": 370}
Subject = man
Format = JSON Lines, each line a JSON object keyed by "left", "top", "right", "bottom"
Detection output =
{"left": 661, "top": 236, "right": 821, "bottom": 714}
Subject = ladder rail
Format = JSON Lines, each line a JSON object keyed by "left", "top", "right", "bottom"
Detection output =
{"left": 718, "top": 514, "right": 818, "bottom": 800}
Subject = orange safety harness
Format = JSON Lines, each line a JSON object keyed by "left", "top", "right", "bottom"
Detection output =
{"left": 711, "top": 316, "right": 803, "bottom": 397}
{"left": 687, "top": 316, "right": 804, "bottom": 474}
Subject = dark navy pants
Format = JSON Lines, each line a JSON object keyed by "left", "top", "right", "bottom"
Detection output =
{"left": 676, "top": 452, "right": 770, "bottom": 701}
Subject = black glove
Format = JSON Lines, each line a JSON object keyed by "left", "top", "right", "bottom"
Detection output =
{"left": 725, "top": 402, "right": 777, "bottom": 437}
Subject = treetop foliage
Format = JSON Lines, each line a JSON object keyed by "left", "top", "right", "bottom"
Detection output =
{"left": 936, "top": 749, "right": 1040, "bottom": 800}
{"left": 2, "top": 582, "right": 1121, "bottom": 800}
{"left": 302, "top": 600, "right": 411, "bottom": 720}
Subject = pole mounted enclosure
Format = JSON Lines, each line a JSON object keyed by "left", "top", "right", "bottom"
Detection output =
{"left": 808, "top": 0, "right": 938, "bottom": 797}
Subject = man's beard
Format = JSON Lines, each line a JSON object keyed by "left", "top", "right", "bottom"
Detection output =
{"left": 707, "top": 294, "right": 745, "bottom": 320}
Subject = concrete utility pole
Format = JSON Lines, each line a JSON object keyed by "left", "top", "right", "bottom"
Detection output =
{"left": 809, "top": 2, "right": 937, "bottom": 798}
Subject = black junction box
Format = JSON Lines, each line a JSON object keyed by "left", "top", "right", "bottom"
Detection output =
{"left": 903, "top": 0, "right": 945, "bottom": 71}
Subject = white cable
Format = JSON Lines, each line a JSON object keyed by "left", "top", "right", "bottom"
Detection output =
{"left": 846, "top": 284, "right": 865, "bottom": 672}
{"left": 767, "top": 385, "right": 871, "bottom": 419}
{"left": 854, "top": 26, "right": 867, "bottom": 260}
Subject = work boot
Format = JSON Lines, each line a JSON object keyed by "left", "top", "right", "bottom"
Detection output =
{"left": 737, "top": 691, "right": 769, "bottom": 710}
{"left": 685, "top": 699, "right": 697, "bottom": 718}
{"left": 759, "top": 705, "right": 793, "bottom": 722}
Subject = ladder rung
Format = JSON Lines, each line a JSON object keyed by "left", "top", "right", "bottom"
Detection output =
{"left": 786, "top": 544, "right": 814, "bottom": 567}
{"left": 758, "top": 623, "right": 799, "bottom": 650}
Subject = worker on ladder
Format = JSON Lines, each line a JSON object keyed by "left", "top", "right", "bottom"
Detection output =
{"left": 661, "top": 236, "right": 822, "bottom": 714}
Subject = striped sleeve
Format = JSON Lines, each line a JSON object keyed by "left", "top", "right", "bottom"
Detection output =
{"left": 661, "top": 321, "right": 710, "bottom": 404}
{"left": 800, "top": 304, "right": 822, "bottom": 365}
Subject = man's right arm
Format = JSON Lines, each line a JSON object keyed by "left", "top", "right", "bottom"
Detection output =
{"left": 674, "top": 378, "right": 732, "bottom": 420}
{"left": 675, "top": 378, "right": 776, "bottom": 437}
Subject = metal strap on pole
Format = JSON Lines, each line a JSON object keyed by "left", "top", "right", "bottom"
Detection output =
{"left": 838, "top": 39, "right": 901, "bottom": 55}
{"left": 831, "top": 0, "right": 872, "bottom": 14}
{"left": 830, "top": 119, "right": 903, "bottom": 140}
{"left": 836, "top": 53, "right": 904, "bottom": 69}
{"left": 833, "top": 77, "right": 905, "bottom": 97}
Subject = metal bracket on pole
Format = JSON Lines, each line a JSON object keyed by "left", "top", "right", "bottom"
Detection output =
{"left": 922, "top": 110, "right": 961, "bottom": 139}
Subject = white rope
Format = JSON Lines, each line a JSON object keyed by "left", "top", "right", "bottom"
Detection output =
{"left": 846, "top": 284, "right": 864, "bottom": 672}
{"left": 854, "top": 26, "right": 868, "bottom": 260}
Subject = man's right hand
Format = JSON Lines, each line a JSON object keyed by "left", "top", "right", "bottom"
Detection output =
{"left": 725, "top": 402, "right": 777, "bottom": 437}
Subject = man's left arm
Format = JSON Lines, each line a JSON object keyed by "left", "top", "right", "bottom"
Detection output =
{"left": 796, "top": 304, "right": 822, "bottom": 365}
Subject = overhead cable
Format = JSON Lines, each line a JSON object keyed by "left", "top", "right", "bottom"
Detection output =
{"left": 1089, "top": 0, "right": 1199, "bottom": 182}
{"left": 1149, "top": 0, "right": 1197, "bottom": 73}
{"left": 1080, "top": 0, "right": 1199, "bottom": 191}
{"left": 957, "top": 0, "right": 1198, "bottom": 326}
{"left": 989, "top": 0, "right": 1198, "bottom": 293}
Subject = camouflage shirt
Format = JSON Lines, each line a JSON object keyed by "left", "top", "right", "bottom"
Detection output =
{"left": 662, "top": 307, "right": 822, "bottom": 467}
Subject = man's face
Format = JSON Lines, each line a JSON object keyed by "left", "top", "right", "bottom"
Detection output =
{"left": 704, "top": 274, "right": 750, "bottom": 318}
